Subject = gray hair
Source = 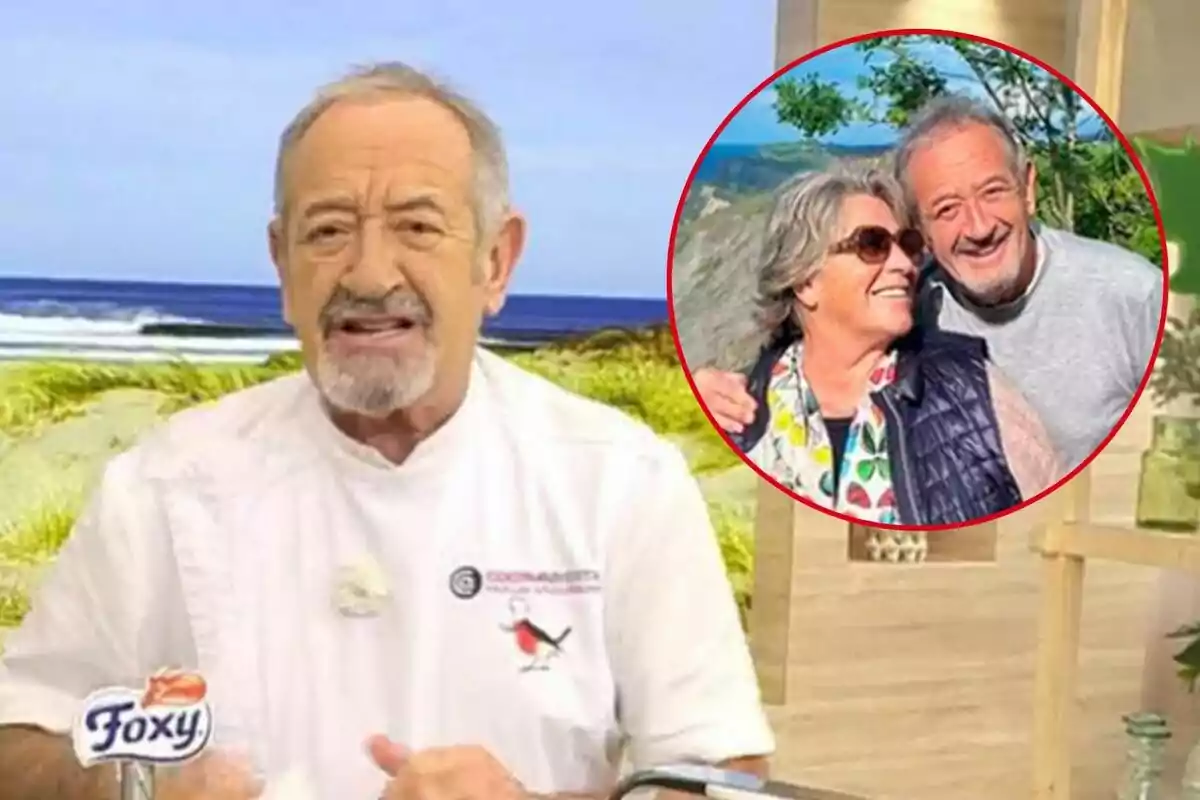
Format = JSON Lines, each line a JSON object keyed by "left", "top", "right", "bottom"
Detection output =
{"left": 755, "top": 160, "right": 909, "bottom": 335}
{"left": 272, "top": 61, "right": 510, "bottom": 237}
{"left": 893, "top": 94, "right": 1029, "bottom": 213}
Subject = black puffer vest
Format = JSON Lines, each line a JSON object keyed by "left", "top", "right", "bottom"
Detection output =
{"left": 730, "top": 319, "right": 1023, "bottom": 527}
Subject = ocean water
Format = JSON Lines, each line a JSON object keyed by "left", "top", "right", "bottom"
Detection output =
{"left": 0, "top": 277, "right": 667, "bottom": 363}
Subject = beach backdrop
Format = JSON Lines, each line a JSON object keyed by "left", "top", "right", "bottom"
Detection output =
{"left": 0, "top": 1, "right": 789, "bottom": 645}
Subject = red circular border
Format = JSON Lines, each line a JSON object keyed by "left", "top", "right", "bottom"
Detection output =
{"left": 665, "top": 27, "right": 1171, "bottom": 533}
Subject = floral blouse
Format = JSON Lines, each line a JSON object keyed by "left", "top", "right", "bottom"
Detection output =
{"left": 748, "top": 342, "right": 900, "bottom": 524}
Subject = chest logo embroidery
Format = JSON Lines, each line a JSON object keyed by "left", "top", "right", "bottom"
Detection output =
{"left": 500, "top": 596, "right": 572, "bottom": 672}
{"left": 448, "top": 565, "right": 483, "bottom": 599}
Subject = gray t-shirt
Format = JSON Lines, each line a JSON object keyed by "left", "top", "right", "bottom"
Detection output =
{"left": 926, "top": 224, "right": 1163, "bottom": 470}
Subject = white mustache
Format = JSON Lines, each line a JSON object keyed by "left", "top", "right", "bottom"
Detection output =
{"left": 321, "top": 294, "right": 432, "bottom": 327}
{"left": 955, "top": 228, "right": 1011, "bottom": 256}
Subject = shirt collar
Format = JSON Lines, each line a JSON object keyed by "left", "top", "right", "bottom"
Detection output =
{"left": 304, "top": 352, "right": 484, "bottom": 473}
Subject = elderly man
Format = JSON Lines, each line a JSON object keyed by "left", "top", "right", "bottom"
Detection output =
{"left": 693, "top": 94, "right": 1164, "bottom": 472}
{"left": 0, "top": 63, "right": 773, "bottom": 800}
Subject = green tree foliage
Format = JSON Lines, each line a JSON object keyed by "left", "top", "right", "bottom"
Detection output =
{"left": 771, "top": 74, "right": 869, "bottom": 138}
{"left": 771, "top": 35, "right": 1160, "bottom": 266}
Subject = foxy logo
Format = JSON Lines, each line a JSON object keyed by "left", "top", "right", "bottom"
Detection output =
{"left": 72, "top": 669, "right": 214, "bottom": 767}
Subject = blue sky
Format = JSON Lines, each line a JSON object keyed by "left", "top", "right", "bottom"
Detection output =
{"left": 715, "top": 39, "right": 1105, "bottom": 147}
{"left": 718, "top": 44, "right": 917, "bottom": 147}
{"left": 0, "top": 1, "right": 776, "bottom": 297}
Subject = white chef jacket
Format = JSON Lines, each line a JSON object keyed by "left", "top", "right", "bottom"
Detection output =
{"left": 0, "top": 348, "right": 774, "bottom": 798}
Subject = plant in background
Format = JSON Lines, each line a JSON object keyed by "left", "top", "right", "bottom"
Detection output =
{"left": 1151, "top": 305, "right": 1200, "bottom": 686}
{"left": 1149, "top": 305, "right": 1200, "bottom": 415}
{"left": 1146, "top": 304, "right": 1200, "bottom": 503}
{"left": 1168, "top": 620, "right": 1200, "bottom": 692}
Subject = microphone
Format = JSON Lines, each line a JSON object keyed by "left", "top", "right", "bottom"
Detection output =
{"left": 609, "top": 764, "right": 871, "bottom": 800}
{"left": 118, "top": 762, "right": 154, "bottom": 800}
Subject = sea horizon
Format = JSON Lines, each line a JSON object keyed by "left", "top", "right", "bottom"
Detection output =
{"left": 0, "top": 273, "right": 664, "bottom": 300}
{"left": 0, "top": 275, "right": 668, "bottom": 364}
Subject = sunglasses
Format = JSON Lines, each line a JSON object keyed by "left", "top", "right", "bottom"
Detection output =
{"left": 829, "top": 225, "right": 926, "bottom": 264}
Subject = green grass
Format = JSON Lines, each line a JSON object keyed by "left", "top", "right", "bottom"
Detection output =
{"left": 0, "top": 499, "right": 79, "bottom": 565}
{"left": 509, "top": 328, "right": 693, "bottom": 429}
{"left": 0, "top": 497, "right": 80, "bottom": 628}
{"left": 0, "top": 359, "right": 300, "bottom": 435}
{"left": 688, "top": 427, "right": 746, "bottom": 475}
{"left": 0, "top": 586, "right": 30, "bottom": 629}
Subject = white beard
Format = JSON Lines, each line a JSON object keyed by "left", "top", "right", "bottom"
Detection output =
{"left": 313, "top": 337, "right": 437, "bottom": 418}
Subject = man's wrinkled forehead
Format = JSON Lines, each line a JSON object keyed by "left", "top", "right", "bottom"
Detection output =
{"left": 279, "top": 95, "right": 475, "bottom": 217}
{"left": 908, "top": 122, "right": 1015, "bottom": 172}
{"left": 294, "top": 189, "right": 452, "bottom": 222}
{"left": 902, "top": 122, "right": 1020, "bottom": 200}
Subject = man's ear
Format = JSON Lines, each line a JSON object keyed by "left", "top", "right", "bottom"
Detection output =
{"left": 480, "top": 211, "right": 527, "bottom": 317}
{"left": 268, "top": 218, "right": 294, "bottom": 325}
{"left": 1023, "top": 160, "right": 1038, "bottom": 218}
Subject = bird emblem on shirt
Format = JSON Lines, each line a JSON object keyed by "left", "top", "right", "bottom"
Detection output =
{"left": 500, "top": 595, "right": 572, "bottom": 672}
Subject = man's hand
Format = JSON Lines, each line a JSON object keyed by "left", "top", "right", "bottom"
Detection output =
{"left": 368, "top": 736, "right": 525, "bottom": 800}
{"left": 692, "top": 369, "right": 756, "bottom": 434}
{"left": 156, "top": 750, "right": 264, "bottom": 800}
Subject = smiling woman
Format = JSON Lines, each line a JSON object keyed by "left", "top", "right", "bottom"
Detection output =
{"left": 703, "top": 160, "right": 1061, "bottom": 527}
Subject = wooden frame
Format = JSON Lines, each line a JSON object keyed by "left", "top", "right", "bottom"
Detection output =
{"left": 1028, "top": 477, "right": 1200, "bottom": 800}
{"left": 1077, "top": 0, "right": 1130, "bottom": 121}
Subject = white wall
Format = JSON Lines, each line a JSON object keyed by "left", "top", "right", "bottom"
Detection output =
{"left": 1120, "top": 0, "right": 1200, "bottom": 135}
{"left": 775, "top": 0, "right": 1071, "bottom": 71}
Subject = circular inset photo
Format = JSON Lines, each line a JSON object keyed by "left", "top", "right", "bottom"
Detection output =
{"left": 669, "top": 30, "right": 1167, "bottom": 530}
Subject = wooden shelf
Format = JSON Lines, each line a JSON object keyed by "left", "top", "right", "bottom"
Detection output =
{"left": 1030, "top": 495, "right": 1200, "bottom": 799}
{"left": 1035, "top": 523, "right": 1200, "bottom": 571}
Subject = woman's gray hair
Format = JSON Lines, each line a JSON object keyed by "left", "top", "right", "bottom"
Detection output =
{"left": 273, "top": 61, "right": 510, "bottom": 237}
{"left": 755, "top": 160, "right": 909, "bottom": 335}
{"left": 892, "top": 94, "right": 1029, "bottom": 212}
